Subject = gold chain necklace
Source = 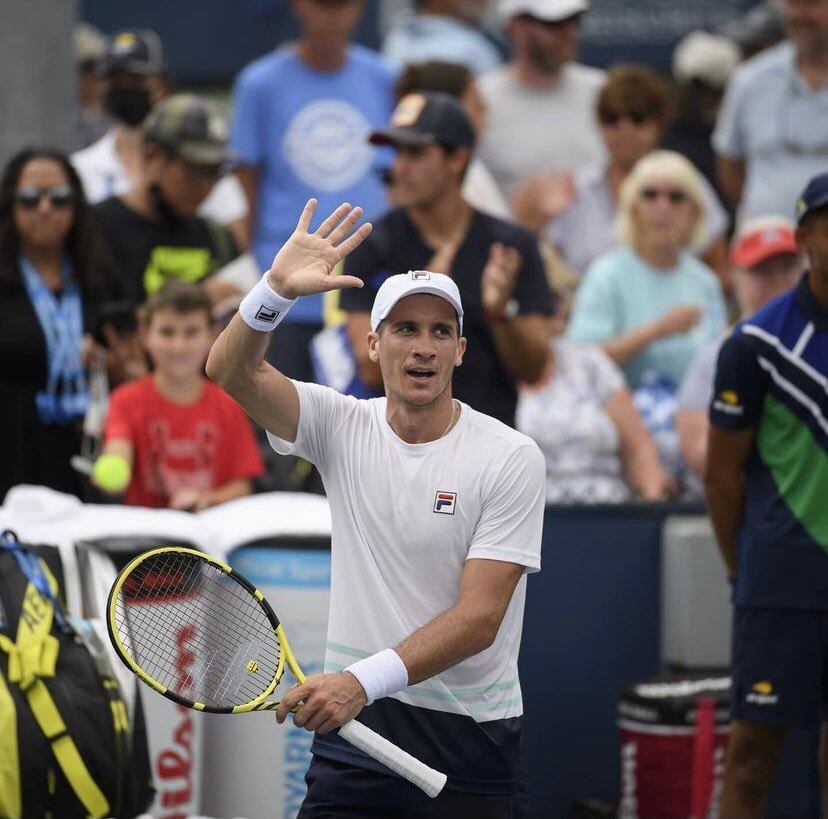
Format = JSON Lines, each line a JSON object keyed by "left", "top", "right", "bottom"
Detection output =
{"left": 441, "top": 400, "right": 458, "bottom": 439}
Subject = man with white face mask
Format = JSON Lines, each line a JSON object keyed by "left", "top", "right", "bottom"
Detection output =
{"left": 71, "top": 30, "right": 249, "bottom": 249}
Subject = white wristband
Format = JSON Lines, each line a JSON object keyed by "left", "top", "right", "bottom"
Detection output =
{"left": 239, "top": 275, "right": 296, "bottom": 332}
{"left": 345, "top": 648, "right": 409, "bottom": 706}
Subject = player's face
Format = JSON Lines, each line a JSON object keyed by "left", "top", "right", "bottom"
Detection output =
{"left": 632, "top": 177, "right": 699, "bottom": 250}
{"left": 368, "top": 294, "right": 465, "bottom": 408}
{"left": 733, "top": 254, "right": 802, "bottom": 315}
{"left": 391, "top": 144, "right": 465, "bottom": 208}
{"left": 143, "top": 308, "right": 213, "bottom": 381}
{"left": 514, "top": 14, "right": 580, "bottom": 73}
{"left": 13, "top": 158, "right": 75, "bottom": 252}
{"left": 292, "top": 0, "right": 364, "bottom": 47}
{"left": 797, "top": 211, "right": 828, "bottom": 277}
{"left": 785, "top": 0, "right": 828, "bottom": 55}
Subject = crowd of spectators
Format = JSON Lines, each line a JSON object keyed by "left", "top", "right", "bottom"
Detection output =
{"left": 1, "top": 0, "right": 824, "bottom": 509}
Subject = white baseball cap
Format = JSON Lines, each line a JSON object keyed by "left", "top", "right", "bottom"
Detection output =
{"left": 499, "top": 0, "right": 589, "bottom": 22}
{"left": 370, "top": 271, "right": 464, "bottom": 334}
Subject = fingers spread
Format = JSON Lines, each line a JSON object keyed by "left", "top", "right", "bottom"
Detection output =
{"left": 297, "top": 199, "right": 318, "bottom": 233}
{"left": 316, "top": 202, "right": 353, "bottom": 239}
{"left": 334, "top": 222, "right": 373, "bottom": 260}
{"left": 329, "top": 206, "right": 364, "bottom": 246}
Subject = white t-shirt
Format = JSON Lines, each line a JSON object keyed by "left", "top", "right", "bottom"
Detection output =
{"left": 71, "top": 129, "right": 248, "bottom": 225}
{"left": 268, "top": 381, "right": 545, "bottom": 724}
{"left": 477, "top": 63, "right": 606, "bottom": 200}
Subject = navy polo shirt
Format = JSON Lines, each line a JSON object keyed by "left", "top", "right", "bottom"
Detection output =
{"left": 710, "top": 274, "right": 828, "bottom": 609}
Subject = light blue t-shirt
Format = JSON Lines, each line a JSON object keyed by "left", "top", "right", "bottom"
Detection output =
{"left": 382, "top": 14, "right": 502, "bottom": 75}
{"left": 713, "top": 41, "right": 828, "bottom": 228}
{"left": 231, "top": 46, "right": 396, "bottom": 323}
{"left": 567, "top": 247, "right": 727, "bottom": 388}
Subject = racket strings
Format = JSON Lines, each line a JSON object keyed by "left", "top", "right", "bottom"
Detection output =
{"left": 113, "top": 551, "right": 282, "bottom": 708}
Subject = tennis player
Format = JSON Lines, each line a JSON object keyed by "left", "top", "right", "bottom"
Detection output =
{"left": 207, "top": 199, "right": 545, "bottom": 819}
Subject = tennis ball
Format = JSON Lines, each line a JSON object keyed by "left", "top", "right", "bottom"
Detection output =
{"left": 92, "top": 453, "right": 132, "bottom": 493}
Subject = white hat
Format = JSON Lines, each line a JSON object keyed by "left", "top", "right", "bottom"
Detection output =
{"left": 499, "top": 0, "right": 588, "bottom": 22}
{"left": 370, "top": 271, "right": 464, "bottom": 334}
{"left": 672, "top": 31, "right": 741, "bottom": 89}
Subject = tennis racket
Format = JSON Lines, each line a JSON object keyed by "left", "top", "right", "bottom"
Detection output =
{"left": 106, "top": 546, "right": 447, "bottom": 797}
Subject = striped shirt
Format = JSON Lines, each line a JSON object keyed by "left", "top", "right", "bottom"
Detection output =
{"left": 710, "top": 274, "right": 828, "bottom": 609}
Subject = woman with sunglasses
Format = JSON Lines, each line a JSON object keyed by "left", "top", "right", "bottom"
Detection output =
{"left": 567, "top": 150, "right": 727, "bottom": 392}
{"left": 528, "top": 66, "right": 729, "bottom": 282}
{"left": 0, "top": 147, "right": 110, "bottom": 499}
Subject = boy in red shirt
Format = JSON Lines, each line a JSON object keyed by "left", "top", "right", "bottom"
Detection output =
{"left": 99, "top": 282, "right": 264, "bottom": 509}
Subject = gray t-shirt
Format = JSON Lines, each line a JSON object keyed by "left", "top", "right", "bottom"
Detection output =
{"left": 713, "top": 41, "right": 828, "bottom": 227}
{"left": 477, "top": 63, "right": 606, "bottom": 200}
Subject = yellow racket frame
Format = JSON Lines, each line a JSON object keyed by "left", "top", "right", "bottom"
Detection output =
{"left": 107, "top": 546, "right": 306, "bottom": 714}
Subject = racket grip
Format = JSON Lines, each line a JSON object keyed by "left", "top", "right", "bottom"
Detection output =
{"left": 338, "top": 719, "right": 447, "bottom": 798}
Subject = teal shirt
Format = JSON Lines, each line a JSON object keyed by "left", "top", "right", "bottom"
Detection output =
{"left": 567, "top": 247, "right": 727, "bottom": 388}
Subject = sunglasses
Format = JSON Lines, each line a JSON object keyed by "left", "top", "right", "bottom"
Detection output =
{"left": 599, "top": 110, "right": 653, "bottom": 126}
{"left": 15, "top": 185, "right": 75, "bottom": 209}
{"left": 639, "top": 187, "right": 689, "bottom": 205}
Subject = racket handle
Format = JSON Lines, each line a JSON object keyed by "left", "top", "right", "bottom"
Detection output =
{"left": 338, "top": 719, "right": 447, "bottom": 798}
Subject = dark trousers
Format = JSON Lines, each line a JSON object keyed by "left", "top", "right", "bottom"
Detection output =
{"left": 297, "top": 756, "right": 529, "bottom": 819}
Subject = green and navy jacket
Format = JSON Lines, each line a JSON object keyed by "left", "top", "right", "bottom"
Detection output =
{"left": 710, "top": 273, "right": 828, "bottom": 609}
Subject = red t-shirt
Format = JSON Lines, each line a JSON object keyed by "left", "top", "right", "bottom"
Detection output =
{"left": 104, "top": 376, "right": 264, "bottom": 508}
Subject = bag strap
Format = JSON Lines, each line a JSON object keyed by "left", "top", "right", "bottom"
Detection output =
{"left": 0, "top": 666, "right": 21, "bottom": 818}
{"left": 0, "top": 534, "right": 110, "bottom": 819}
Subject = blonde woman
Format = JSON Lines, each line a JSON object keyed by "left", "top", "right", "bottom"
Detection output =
{"left": 567, "top": 150, "right": 727, "bottom": 389}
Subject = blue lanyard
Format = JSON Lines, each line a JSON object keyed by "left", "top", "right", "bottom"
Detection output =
{"left": 19, "top": 256, "right": 89, "bottom": 424}
{"left": 0, "top": 530, "right": 69, "bottom": 632}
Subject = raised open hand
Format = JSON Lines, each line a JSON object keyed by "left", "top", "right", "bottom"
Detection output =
{"left": 266, "top": 199, "right": 372, "bottom": 299}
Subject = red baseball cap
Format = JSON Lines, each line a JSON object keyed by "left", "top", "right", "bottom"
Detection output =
{"left": 730, "top": 218, "right": 798, "bottom": 269}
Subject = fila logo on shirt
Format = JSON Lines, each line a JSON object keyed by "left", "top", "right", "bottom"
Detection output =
{"left": 255, "top": 306, "right": 280, "bottom": 323}
{"left": 433, "top": 491, "right": 457, "bottom": 515}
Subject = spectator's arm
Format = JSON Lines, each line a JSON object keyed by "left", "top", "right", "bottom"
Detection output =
{"left": 704, "top": 424, "right": 753, "bottom": 577}
{"left": 236, "top": 165, "right": 260, "bottom": 254}
{"left": 601, "top": 306, "right": 701, "bottom": 365}
{"left": 600, "top": 322, "right": 662, "bottom": 366}
{"left": 676, "top": 408, "right": 708, "bottom": 480}
{"left": 490, "top": 315, "right": 551, "bottom": 384}
{"left": 488, "top": 236, "right": 554, "bottom": 382}
{"left": 703, "top": 333, "right": 765, "bottom": 578}
{"left": 605, "top": 387, "right": 672, "bottom": 501}
{"left": 346, "top": 311, "right": 383, "bottom": 389}
{"left": 702, "top": 236, "right": 730, "bottom": 293}
{"left": 201, "top": 478, "right": 254, "bottom": 509}
{"left": 716, "top": 155, "right": 745, "bottom": 209}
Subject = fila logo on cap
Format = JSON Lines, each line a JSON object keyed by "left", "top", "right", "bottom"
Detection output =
{"left": 255, "top": 306, "right": 280, "bottom": 323}
{"left": 433, "top": 491, "right": 457, "bottom": 515}
{"left": 410, "top": 270, "right": 431, "bottom": 281}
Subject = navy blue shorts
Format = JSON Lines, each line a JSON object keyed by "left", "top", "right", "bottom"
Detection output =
{"left": 296, "top": 755, "right": 529, "bottom": 819}
{"left": 731, "top": 606, "right": 828, "bottom": 726}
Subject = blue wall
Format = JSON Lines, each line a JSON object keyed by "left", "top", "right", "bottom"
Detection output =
{"left": 520, "top": 504, "right": 819, "bottom": 819}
